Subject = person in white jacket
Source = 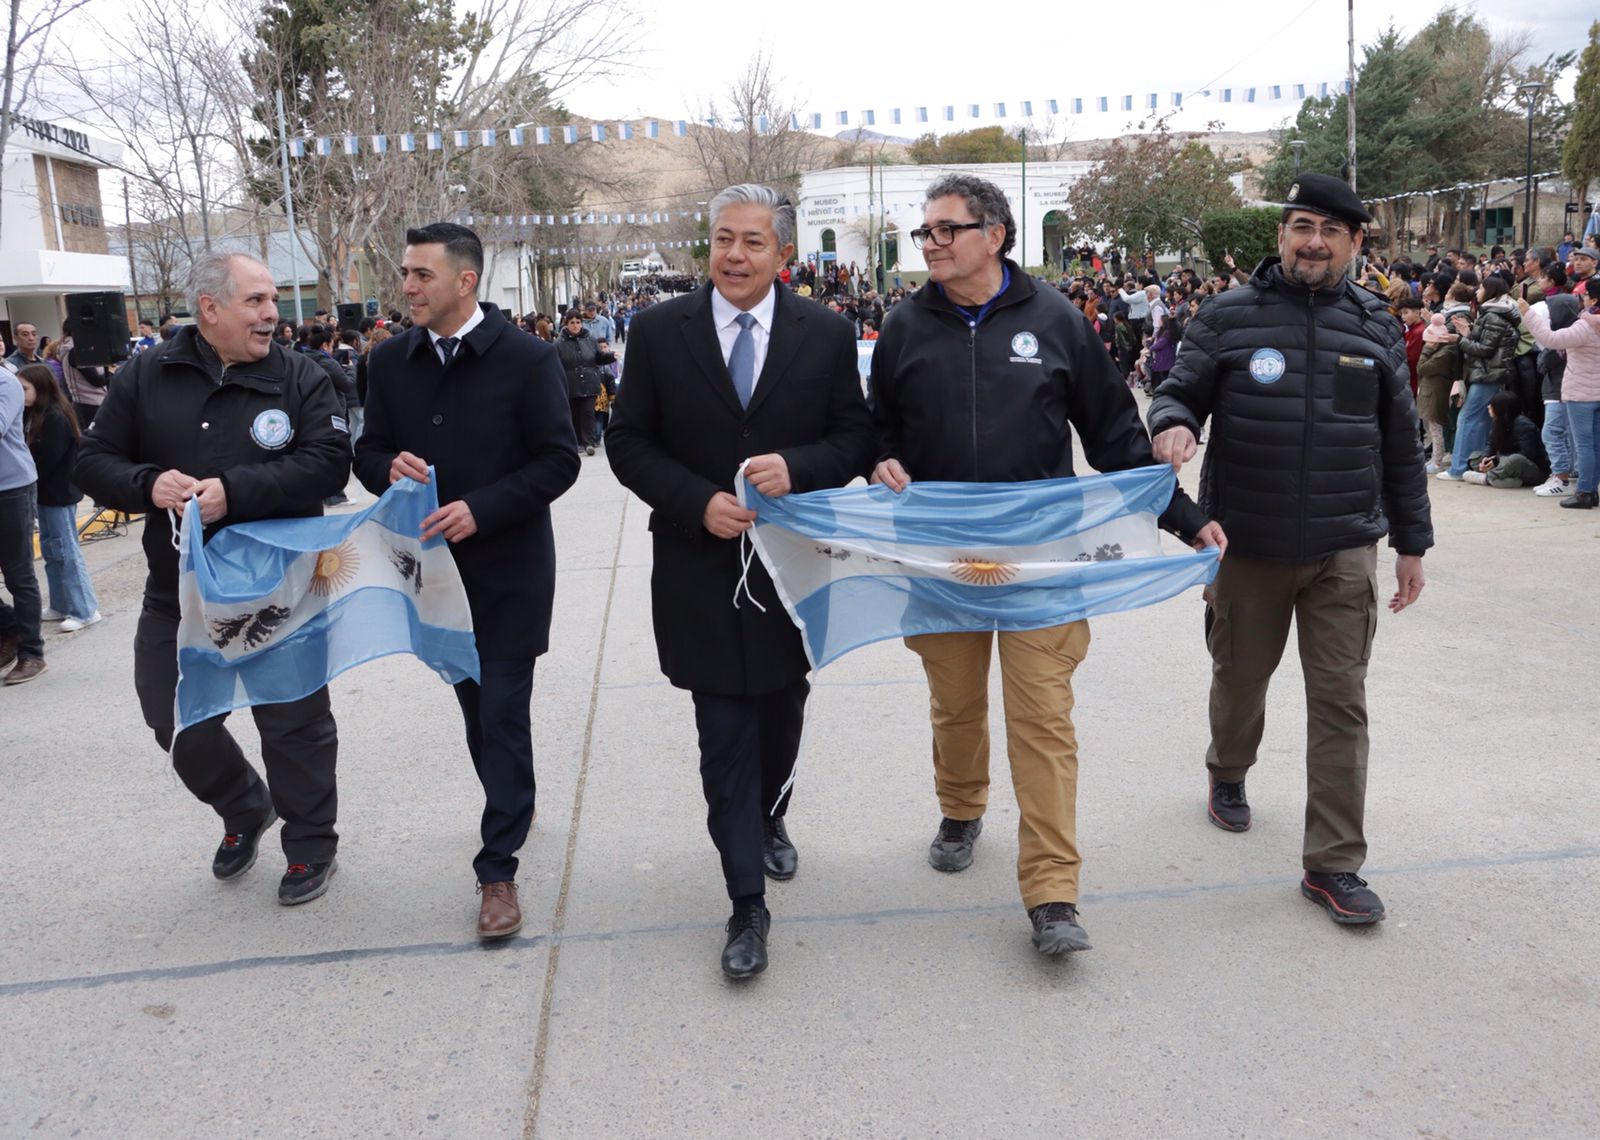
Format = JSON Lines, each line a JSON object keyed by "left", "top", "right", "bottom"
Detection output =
{"left": 1521, "top": 277, "right": 1600, "bottom": 509}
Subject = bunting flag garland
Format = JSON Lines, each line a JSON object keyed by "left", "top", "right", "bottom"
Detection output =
{"left": 284, "top": 79, "right": 1350, "bottom": 159}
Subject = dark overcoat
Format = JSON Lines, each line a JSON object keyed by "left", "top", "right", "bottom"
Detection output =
{"left": 353, "top": 303, "right": 579, "bottom": 659}
{"left": 605, "top": 283, "right": 876, "bottom": 696}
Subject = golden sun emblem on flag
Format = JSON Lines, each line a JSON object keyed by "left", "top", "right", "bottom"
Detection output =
{"left": 950, "top": 557, "right": 1019, "bottom": 586}
{"left": 309, "top": 542, "right": 360, "bottom": 596}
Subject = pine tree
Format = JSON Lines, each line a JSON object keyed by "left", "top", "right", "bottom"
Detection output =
{"left": 1564, "top": 21, "right": 1600, "bottom": 222}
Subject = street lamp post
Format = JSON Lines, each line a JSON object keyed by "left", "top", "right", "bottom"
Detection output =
{"left": 1518, "top": 82, "right": 1543, "bottom": 248}
{"left": 1290, "top": 140, "right": 1305, "bottom": 176}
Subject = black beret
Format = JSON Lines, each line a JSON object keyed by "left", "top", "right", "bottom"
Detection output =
{"left": 1283, "top": 172, "right": 1373, "bottom": 226}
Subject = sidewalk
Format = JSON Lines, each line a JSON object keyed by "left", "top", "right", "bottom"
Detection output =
{"left": 3, "top": 451, "right": 1597, "bottom": 1138}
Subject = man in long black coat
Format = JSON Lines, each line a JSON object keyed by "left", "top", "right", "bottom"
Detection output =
{"left": 606, "top": 185, "right": 876, "bottom": 979}
{"left": 353, "top": 222, "right": 579, "bottom": 940}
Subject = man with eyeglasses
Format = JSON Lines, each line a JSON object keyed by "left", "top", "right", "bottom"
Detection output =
{"left": 1148, "top": 172, "right": 1433, "bottom": 927}
{"left": 869, "top": 173, "right": 1224, "bottom": 957}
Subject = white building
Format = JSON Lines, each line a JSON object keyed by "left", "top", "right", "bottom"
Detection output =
{"left": 798, "top": 161, "right": 1246, "bottom": 285}
{"left": 1, "top": 115, "right": 130, "bottom": 340}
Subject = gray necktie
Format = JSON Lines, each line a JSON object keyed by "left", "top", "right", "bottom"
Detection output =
{"left": 437, "top": 335, "right": 459, "bottom": 365}
{"left": 729, "top": 313, "right": 756, "bottom": 409}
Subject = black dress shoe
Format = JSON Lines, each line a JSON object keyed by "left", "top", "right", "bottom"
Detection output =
{"left": 721, "top": 904, "right": 770, "bottom": 979}
{"left": 762, "top": 817, "right": 797, "bottom": 881}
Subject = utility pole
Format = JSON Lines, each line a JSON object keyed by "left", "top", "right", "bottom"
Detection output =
{"left": 1019, "top": 129, "right": 1028, "bottom": 270}
{"left": 274, "top": 89, "right": 305, "bottom": 324}
{"left": 121, "top": 178, "right": 139, "bottom": 320}
{"left": 1346, "top": 0, "right": 1358, "bottom": 193}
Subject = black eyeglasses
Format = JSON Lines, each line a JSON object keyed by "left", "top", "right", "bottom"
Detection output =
{"left": 910, "top": 221, "right": 985, "bottom": 249}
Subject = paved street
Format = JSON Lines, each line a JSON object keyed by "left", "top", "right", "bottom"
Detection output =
{"left": 4, "top": 440, "right": 1598, "bottom": 1139}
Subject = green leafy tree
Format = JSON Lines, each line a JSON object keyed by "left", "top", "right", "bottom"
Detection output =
{"left": 1061, "top": 119, "right": 1244, "bottom": 258}
{"left": 1200, "top": 208, "right": 1282, "bottom": 273}
{"left": 1564, "top": 21, "right": 1600, "bottom": 219}
{"left": 907, "top": 126, "right": 1022, "bottom": 165}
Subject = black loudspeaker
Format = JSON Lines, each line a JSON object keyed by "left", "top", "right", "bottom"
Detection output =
{"left": 66, "top": 291, "right": 131, "bottom": 367}
{"left": 335, "top": 303, "right": 364, "bottom": 331}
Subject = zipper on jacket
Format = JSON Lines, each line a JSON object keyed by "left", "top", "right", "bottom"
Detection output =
{"left": 969, "top": 321, "right": 979, "bottom": 480}
{"left": 1299, "top": 292, "right": 1316, "bottom": 562}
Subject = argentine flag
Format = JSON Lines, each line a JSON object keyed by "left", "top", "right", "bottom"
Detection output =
{"left": 174, "top": 472, "right": 479, "bottom": 735}
{"left": 740, "top": 465, "right": 1218, "bottom": 670}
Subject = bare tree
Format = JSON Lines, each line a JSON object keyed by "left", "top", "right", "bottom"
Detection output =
{"left": 689, "top": 50, "right": 826, "bottom": 193}
{"left": 1, "top": 0, "right": 95, "bottom": 245}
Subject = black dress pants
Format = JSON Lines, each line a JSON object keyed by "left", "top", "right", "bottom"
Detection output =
{"left": 691, "top": 677, "right": 809, "bottom": 902}
{"left": 453, "top": 657, "right": 537, "bottom": 883}
{"left": 0, "top": 483, "right": 43, "bottom": 660}
{"left": 134, "top": 604, "right": 339, "bottom": 864}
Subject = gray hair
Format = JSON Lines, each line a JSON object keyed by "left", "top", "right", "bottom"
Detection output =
{"left": 189, "top": 250, "right": 270, "bottom": 315}
{"left": 924, "top": 173, "right": 1015, "bottom": 259}
{"left": 708, "top": 184, "right": 796, "bottom": 249}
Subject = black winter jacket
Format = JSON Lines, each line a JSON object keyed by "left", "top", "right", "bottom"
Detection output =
{"left": 554, "top": 328, "right": 615, "bottom": 398}
{"left": 74, "top": 327, "right": 351, "bottom": 611}
{"left": 1149, "top": 258, "right": 1433, "bottom": 561}
{"left": 1456, "top": 300, "right": 1520, "bottom": 388}
{"left": 869, "top": 261, "right": 1208, "bottom": 540}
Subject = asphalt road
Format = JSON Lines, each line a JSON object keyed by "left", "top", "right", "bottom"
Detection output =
{"left": 4, "top": 435, "right": 1598, "bottom": 1139}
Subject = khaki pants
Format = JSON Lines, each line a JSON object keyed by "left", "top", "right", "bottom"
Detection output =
{"left": 1205, "top": 546, "right": 1378, "bottom": 872}
{"left": 906, "top": 621, "right": 1091, "bottom": 908}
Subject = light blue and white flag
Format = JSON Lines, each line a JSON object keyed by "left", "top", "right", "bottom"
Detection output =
{"left": 739, "top": 465, "right": 1218, "bottom": 670}
{"left": 174, "top": 472, "right": 479, "bottom": 735}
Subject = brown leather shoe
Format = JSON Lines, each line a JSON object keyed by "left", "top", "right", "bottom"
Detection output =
{"left": 0, "top": 633, "right": 18, "bottom": 670}
{"left": 3, "top": 656, "right": 46, "bottom": 685}
{"left": 476, "top": 880, "right": 522, "bottom": 939}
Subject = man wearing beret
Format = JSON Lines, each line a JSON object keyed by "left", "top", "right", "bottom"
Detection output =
{"left": 1148, "top": 172, "right": 1434, "bottom": 925}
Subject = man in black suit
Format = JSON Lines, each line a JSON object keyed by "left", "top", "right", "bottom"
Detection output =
{"left": 353, "top": 222, "right": 579, "bottom": 939}
{"left": 607, "top": 185, "right": 876, "bottom": 980}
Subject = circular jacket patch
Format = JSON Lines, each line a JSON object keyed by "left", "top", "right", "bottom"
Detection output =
{"left": 1248, "top": 348, "right": 1287, "bottom": 385}
{"left": 1011, "top": 331, "right": 1039, "bottom": 358}
{"left": 250, "top": 409, "right": 294, "bottom": 449}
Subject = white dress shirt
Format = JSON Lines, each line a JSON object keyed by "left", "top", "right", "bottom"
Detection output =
{"left": 710, "top": 286, "right": 776, "bottom": 392}
{"left": 427, "top": 303, "right": 485, "bottom": 364}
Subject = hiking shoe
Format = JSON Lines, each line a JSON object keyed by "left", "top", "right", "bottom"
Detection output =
{"left": 1301, "top": 871, "right": 1386, "bottom": 925}
{"left": 278, "top": 859, "right": 337, "bottom": 905}
{"left": 213, "top": 807, "right": 279, "bottom": 880}
{"left": 928, "top": 816, "right": 982, "bottom": 872}
{"left": 1207, "top": 775, "right": 1251, "bottom": 832}
{"left": 1028, "top": 901, "right": 1092, "bottom": 954}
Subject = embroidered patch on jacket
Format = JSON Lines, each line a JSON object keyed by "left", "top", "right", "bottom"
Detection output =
{"left": 1248, "top": 348, "right": 1287, "bottom": 384}
{"left": 250, "top": 409, "right": 294, "bottom": 449}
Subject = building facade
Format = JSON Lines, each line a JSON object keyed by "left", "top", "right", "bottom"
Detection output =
{"left": 0, "top": 115, "right": 130, "bottom": 344}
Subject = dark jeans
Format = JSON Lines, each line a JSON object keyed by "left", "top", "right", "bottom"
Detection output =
{"left": 133, "top": 605, "right": 339, "bottom": 862}
{"left": 691, "top": 677, "right": 809, "bottom": 902}
{"left": 0, "top": 483, "right": 43, "bottom": 660}
{"left": 1512, "top": 353, "right": 1543, "bottom": 429}
{"left": 453, "top": 657, "right": 537, "bottom": 882}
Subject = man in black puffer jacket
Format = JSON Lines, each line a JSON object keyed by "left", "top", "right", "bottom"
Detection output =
{"left": 1149, "top": 172, "right": 1432, "bottom": 928}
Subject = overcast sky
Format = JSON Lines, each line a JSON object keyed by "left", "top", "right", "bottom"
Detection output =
{"left": 564, "top": 0, "right": 1591, "bottom": 137}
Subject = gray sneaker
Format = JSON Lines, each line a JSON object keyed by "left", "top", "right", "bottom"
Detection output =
{"left": 928, "top": 816, "right": 982, "bottom": 872}
{"left": 1029, "top": 901, "right": 1092, "bottom": 954}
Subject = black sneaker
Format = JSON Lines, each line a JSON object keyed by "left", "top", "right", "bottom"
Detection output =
{"left": 212, "top": 807, "right": 278, "bottom": 881}
{"left": 928, "top": 816, "right": 982, "bottom": 872}
{"left": 1028, "top": 901, "right": 1092, "bottom": 954}
{"left": 278, "top": 859, "right": 337, "bottom": 905}
{"left": 1207, "top": 775, "right": 1251, "bottom": 832}
{"left": 1301, "top": 871, "right": 1386, "bottom": 925}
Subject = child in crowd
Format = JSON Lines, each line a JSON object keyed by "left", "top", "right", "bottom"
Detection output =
{"left": 1415, "top": 311, "right": 1460, "bottom": 473}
